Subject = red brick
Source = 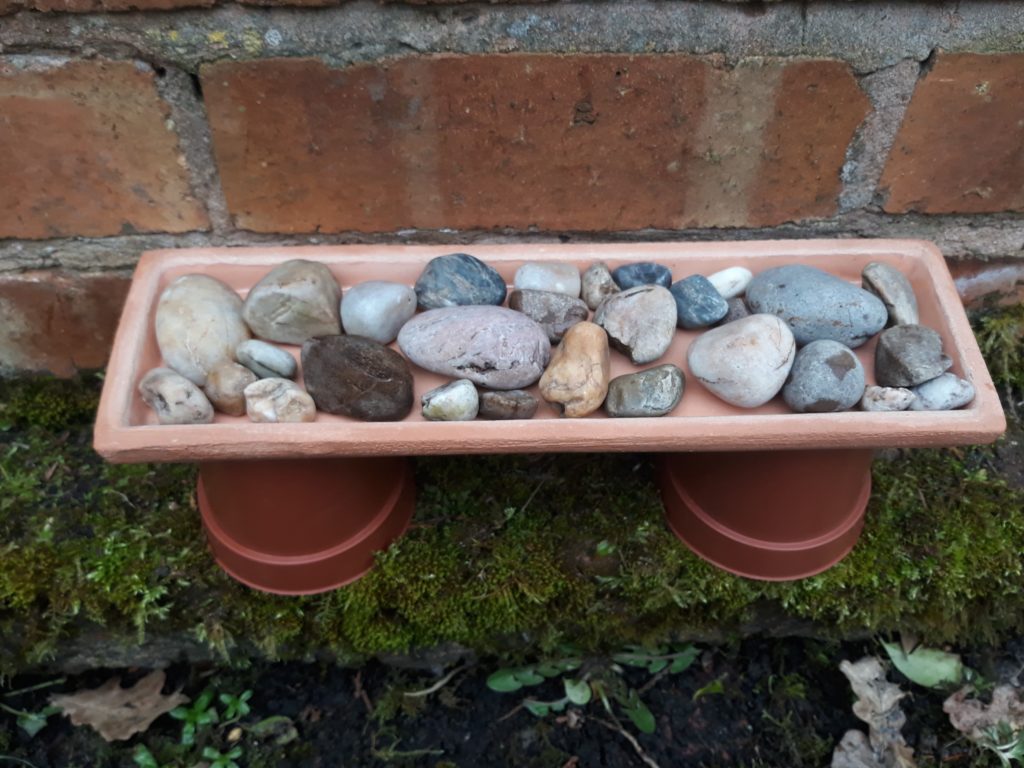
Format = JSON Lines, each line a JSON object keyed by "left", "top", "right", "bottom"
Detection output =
{"left": 0, "top": 271, "right": 130, "bottom": 376}
{"left": 203, "top": 55, "right": 868, "bottom": 233}
{"left": 0, "top": 59, "right": 209, "bottom": 238}
{"left": 880, "top": 53, "right": 1024, "bottom": 214}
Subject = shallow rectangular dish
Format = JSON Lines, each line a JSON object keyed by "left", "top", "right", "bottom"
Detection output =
{"left": 94, "top": 240, "right": 1006, "bottom": 462}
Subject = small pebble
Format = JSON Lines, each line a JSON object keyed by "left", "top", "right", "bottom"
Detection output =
{"left": 861, "top": 386, "right": 916, "bottom": 412}
{"left": 581, "top": 261, "right": 620, "bottom": 311}
{"left": 670, "top": 275, "right": 729, "bottom": 329}
{"left": 302, "top": 335, "right": 414, "bottom": 421}
{"left": 242, "top": 259, "right": 342, "bottom": 345}
{"left": 909, "top": 373, "right": 975, "bottom": 411}
{"left": 594, "top": 285, "right": 677, "bottom": 365}
{"left": 539, "top": 322, "right": 610, "bottom": 417}
{"left": 722, "top": 297, "right": 751, "bottom": 324}
{"left": 782, "top": 340, "right": 865, "bottom": 413}
{"left": 236, "top": 339, "right": 297, "bottom": 379}
{"left": 244, "top": 378, "right": 316, "bottom": 423}
{"left": 204, "top": 361, "right": 258, "bottom": 416}
{"left": 611, "top": 262, "right": 672, "bottom": 290}
{"left": 414, "top": 253, "right": 507, "bottom": 309}
{"left": 707, "top": 267, "right": 753, "bottom": 299}
{"left": 341, "top": 281, "right": 417, "bottom": 345}
{"left": 604, "top": 364, "right": 685, "bottom": 418}
{"left": 875, "top": 324, "right": 952, "bottom": 387}
{"left": 477, "top": 390, "right": 539, "bottom": 420}
{"left": 862, "top": 261, "right": 919, "bottom": 326}
{"left": 514, "top": 262, "right": 581, "bottom": 298}
{"left": 421, "top": 380, "right": 479, "bottom": 421}
{"left": 508, "top": 289, "right": 589, "bottom": 343}
{"left": 139, "top": 367, "right": 214, "bottom": 425}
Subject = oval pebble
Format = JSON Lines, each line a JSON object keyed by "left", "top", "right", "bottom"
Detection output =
{"left": 782, "top": 340, "right": 865, "bottom": 413}
{"left": 236, "top": 339, "right": 297, "bottom": 380}
{"left": 139, "top": 367, "right": 214, "bottom": 425}
{"left": 707, "top": 267, "right": 753, "bottom": 300}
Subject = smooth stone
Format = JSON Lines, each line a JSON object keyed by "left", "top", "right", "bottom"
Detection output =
{"left": 612, "top": 262, "right": 672, "bottom": 290}
{"left": 746, "top": 265, "right": 888, "bottom": 348}
{"left": 155, "top": 274, "right": 250, "bottom": 386}
{"left": 421, "top": 380, "right": 479, "bottom": 421}
{"left": 604, "top": 364, "right": 685, "bottom": 418}
{"left": 242, "top": 259, "right": 342, "bottom": 345}
{"left": 670, "top": 275, "right": 729, "bottom": 329}
{"left": 722, "top": 297, "right": 751, "bottom": 324}
{"left": 707, "top": 267, "right": 753, "bottom": 300}
{"left": 138, "top": 367, "right": 214, "bottom": 425}
{"left": 477, "top": 390, "right": 539, "bottom": 420}
{"left": 538, "top": 322, "right": 610, "bottom": 417}
{"left": 514, "top": 262, "right": 581, "bottom": 298}
{"left": 581, "top": 261, "right": 620, "bottom": 311}
{"left": 862, "top": 262, "right": 919, "bottom": 327}
{"left": 301, "top": 335, "right": 414, "bottom": 421}
{"left": 508, "top": 289, "right": 589, "bottom": 343}
{"left": 204, "top": 361, "right": 257, "bottom": 416}
{"left": 235, "top": 339, "right": 297, "bottom": 380}
{"left": 397, "top": 306, "right": 550, "bottom": 389}
{"left": 341, "top": 281, "right": 417, "bottom": 344}
{"left": 244, "top": 378, "right": 316, "bottom": 423}
{"left": 593, "top": 285, "right": 676, "bottom": 365}
{"left": 875, "top": 324, "right": 952, "bottom": 387}
{"left": 414, "top": 253, "right": 507, "bottom": 309}
{"left": 687, "top": 314, "right": 796, "bottom": 408}
{"left": 909, "top": 373, "right": 975, "bottom": 411}
{"left": 861, "top": 386, "right": 916, "bottom": 412}
{"left": 782, "top": 340, "right": 865, "bottom": 413}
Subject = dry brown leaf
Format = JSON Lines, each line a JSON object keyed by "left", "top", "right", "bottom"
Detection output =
{"left": 944, "top": 685, "right": 1024, "bottom": 741}
{"left": 834, "top": 657, "right": 917, "bottom": 768}
{"left": 832, "top": 730, "right": 886, "bottom": 768}
{"left": 49, "top": 670, "right": 189, "bottom": 742}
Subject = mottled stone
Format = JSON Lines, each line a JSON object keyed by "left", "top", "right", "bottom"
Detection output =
{"left": 421, "top": 379, "right": 479, "bottom": 421}
{"left": 746, "top": 265, "right": 888, "bottom": 348}
{"left": 862, "top": 261, "right": 919, "bottom": 327}
{"left": 244, "top": 377, "right": 316, "bottom": 423}
{"left": 687, "top": 314, "right": 796, "bottom": 408}
{"left": 909, "top": 373, "right": 975, "bottom": 411}
{"left": 155, "top": 274, "right": 250, "bottom": 386}
{"left": 604, "top": 364, "right": 685, "bottom": 418}
{"left": 861, "top": 386, "right": 916, "bottom": 412}
{"left": 875, "top": 324, "right": 952, "bottom": 387}
{"left": 414, "top": 253, "right": 507, "bottom": 309}
{"left": 341, "top": 280, "right": 417, "bottom": 345}
{"left": 593, "top": 285, "right": 677, "bottom": 365}
{"left": 782, "top": 340, "right": 866, "bottom": 413}
{"left": 611, "top": 262, "right": 672, "bottom": 290}
{"left": 301, "top": 335, "right": 414, "bottom": 421}
{"left": 242, "top": 259, "right": 342, "bottom": 345}
{"left": 581, "top": 261, "right": 620, "bottom": 311}
{"left": 707, "top": 267, "right": 753, "bottom": 300}
{"left": 508, "top": 289, "right": 589, "bottom": 343}
{"left": 138, "top": 367, "right": 214, "bottom": 425}
{"left": 397, "top": 306, "right": 550, "bottom": 389}
{"left": 235, "top": 339, "right": 297, "bottom": 380}
{"left": 477, "top": 389, "right": 539, "bottom": 420}
{"left": 670, "top": 275, "right": 729, "bottom": 329}
{"left": 539, "top": 322, "right": 610, "bottom": 417}
{"left": 722, "top": 297, "right": 751, "bottom": 324}
{"left": 204, "top": 361, "right": 257, "bottom": 416}
{"left": 513, "top": 262, "right": 581, "bottom": 298}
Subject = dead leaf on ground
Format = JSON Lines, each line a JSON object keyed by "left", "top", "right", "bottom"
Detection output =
{"left": 944, "top": 685, "right": 1024, "bottom": 741}
{"left": 49, "top": 670, "right": 189, "bottom": 742}
{"left": 832, "top": 657, "right": 917, "bottom": 768}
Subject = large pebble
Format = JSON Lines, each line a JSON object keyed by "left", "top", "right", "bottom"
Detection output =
{"left": 782, "top": 340, "right": 865, "bottom": 413}
{"left": 139, "top": 367, "right": 214, "bottom": 425}
{"left": 235, "top": 339, "right": 297, "bottom": 380}
{"left": 862, "top": 262, "right": 919, "bottom": 326}
{"left": 594, "top": 285, "right": 677, "bottom": 365}
{"left": 204, "top": 361, "right": 258, "bottom": 416}
{"left": 687, "top": 314, "right": 796, "bottom": 408}
{"left": 414, "top": 253, "right": 507, "bottom": 309}
{"left": 398, "top": 306, "right": 550, "bottom": 389}
{"left": 707, "top": 267, "right": 753, "bottom": 300}
{"left": 670, "top": 275, "right": 729, "bottom": 329}
{"left": 539, "top": 322, "right": 610, "bottom": 417}
{"left": 746, "top": 265, "right": 887, "bottom": 348}
{"left": 604, "top": 364, "right": 685, "bottom": 418}
{"left": 909, "top": 373, "right": 975, "bottom": 411}
{"left": 242, "top": 260, "right": 342, "bottom": 345}
{"left": 477, "top": 390, "right": 539, "bottom": 420}
{"left": 341, "top": 281, "right": 417, "bottom": 345}
{"left": 421, "top": 380, "right": 479, "bottom": 421}
{"left": 302, "top": 335, "right": 414, "bottom": 421}
{"left": 581, "top": 261, "right": 620, "bottom": 310}
{"left": 861, "top": 386, "right": 916, "bottom": 412}
{"left": 155, "top": 274, "right": 250, "bottom": 386}
{"left": 509, "top": 289, "right": 589, "bottom": 343}
{"left": 875, "top": 324, "right": 952, "bottom": 387}
{"left": 514, "top": 262, "right": 581, "bottom": 298}
{"left": 612, "top": 262, "right": 672, "bottom": 290}
{"left": 244, "top": 378, "right": 316, "bottom": 423}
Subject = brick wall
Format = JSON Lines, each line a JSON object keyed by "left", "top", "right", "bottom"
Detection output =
{"left": 1, "top": 1, "right": 1023, "bottom": 375}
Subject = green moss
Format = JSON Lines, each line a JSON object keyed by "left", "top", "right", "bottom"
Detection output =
{"left": 974, "top": 304, "right": 1024, "bottom": 401}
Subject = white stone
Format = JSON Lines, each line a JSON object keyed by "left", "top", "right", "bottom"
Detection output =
{"left": 139, "top": 367, "right": 214, "bottom": 425}
{"left": 860, "top": 386, "right": 916, "bottom": 412}
{"left": 421, "top": 379, "right": 479, "bottom": 421}
{"left": 909, "top": 373, "right": 975, "bottom": 411}
{"left": 244, "top": 378, "right": 317, "bottom": 423}
{"left": 236, "top": 339, "right": 297, "bottom": 379}
{"left": 514, "top": 262, "right": 582, "bottom": 298}
{"left": 707, "top": 267, "right": 753, "bottom": 299}
{"left": 341, "top": 281, "right": 417, "bottom": 344}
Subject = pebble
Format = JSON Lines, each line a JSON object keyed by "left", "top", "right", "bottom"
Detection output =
{"left": 746, "top": 265, "right": 888, "bottom": 348}
{"left": 477, "top": 390, "right": 539, "bottom": 420}
{"left": 861, "top": 386, "right": 916, "bottom": 412}
{"left": 687, "top": 314, "right": 796, "bottom": 408}
{"left": 514, "top": 262, "right": 581, "bottom": 298}
{"left": 398, "top": 306, "right": 550, "bottom": 389}
{"left": 594, "top": 285, "right": 677, "bottom": 364}
{"left": 301, "top": 335, "right": 414, "bottom": 421}
{"left": 722, "top": 297, "right": 751, "bottom": 324}
{"left": 909, "top": 373, "right": 975, "bottom": 411}
{"left": 138, "top": 367, "right": 214, "bottom": 425}
{"left": 235, "top": 339, "right": 297, "bottom": 380}
{"left": 707, "top": 267, "right": 753, "bottom": 300}
{"left": 414, "top": 253, "right": 507, "bottom": 309}
{"left": 862, "top": 262, "right": 919, "bottom": 326}
{"left": 155, "top": 274, "right": 250, "bottom": 386}
{"left": 538, "top": 322, "right": 610, "bottom": 417}
{"left": 874, "top": 324, "right": 952, "bottom": 387}
{"left": 611, "top": 262, "right": 672, "bottom": 290}
{"left": 421, "top": 380, "right": 480, "bottom": 421}
{"left": 670, "top": 275, "right": 729, "bottom": 329}
{"left": 244, "top": 378, "right": 316, "bottom": 423}
{"left": 508, "top": 289, "right": 589, "bottom": 343}
{"left": 581, "top": 261, "right": 620, "bottom": 311}
{"left": 204, "top": 361, "right": 258, "bottom": 416}
{"left": 242, "top": 259, "right": 342, "bottom": 345}
{"left": 782, "top": 340, "right": 866, "bottom": 413}
{"left": 604, "top": 364, "right": 685, "bottom": 418}
{"left": 341, "top": 280, "right": 417, "bottom": 344}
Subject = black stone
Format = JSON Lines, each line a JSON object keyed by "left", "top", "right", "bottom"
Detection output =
{"left": 611, "top": 262, "right": 672, "bottom": 290}
{"left": 414, "top": 253, "right": 507, "bottom": 309}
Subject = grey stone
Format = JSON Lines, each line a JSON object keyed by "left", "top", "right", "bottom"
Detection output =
{"left": 138, "top": 367, "right": 214, "bottom": 425}
{"left": 242, "top": 259, "right": 342, "bottom": 345}
{"left": 604, "top": 364, "right": 685, "bottom": 418}
{"left": 508, "top": 289, "right": 589, "bottom": 343}
{"left": 746, "top": 264, "right": 888, "bottom": 348}
{"left": 414, "top": 253, "right": 507, "bottom": 309}
{"left": 875, "top": 324, "right": 953, "bottom": 387}
{"left": 861, "top": 386, "right": 916, "bottom": 412}
{"left": 581, "top": 261, "right": 620, "bottom": 311}
{"left": 909, "top": 373, "right": 975, "bottom": 411}
{"left": 670, "top": 275, "right": 729, "bottom": 329}
{"left": 782, "top": 340, "right": 866, "bottom": 413}
{"left": 513, "top": 262, "right": 581, "bottom": 298}
{"left": 204, "top": 361, "right": 257, "bottom": 416}
{"left": 244, "top": 377, "right": 316, "bottom": 423}
{"left": 477, "top": 389, "right": 539, "bottom": 420}
{"left": 611, "top": 262, "right": 672, "bottom": 290}
{"left": 707, "top": 267, "right": 753, "bottom": 299}
{"left": 341, "top": 280, "right": 417, "bottom": 344}
{"left": 862, "top": 261, "right": 920, "bottom": 326}
{"left": 722, "top": 297, "right": 752, "bottom": 324}
{"left": 593, "top": 285, "right": 677, "bottom": 365}
{"left": 421, "top": 379, "right": 479, "bottom": 421}
{"left": 236, "top": 339, "right": 297, "bottom": 380}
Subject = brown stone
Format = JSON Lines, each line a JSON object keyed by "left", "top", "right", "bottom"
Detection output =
{"left": 880, "top": 53, "right": 1024, "bottom": 214}
{"left": 538, "top": 321, "right": 610, "bottom": 418}
{"left": 0, "top": 60, "right": 208, "bottom": 238}
{"left": 202, "top": 55, "right": 868, "bottom": 233}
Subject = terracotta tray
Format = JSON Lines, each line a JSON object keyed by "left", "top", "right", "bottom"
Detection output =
{"left": 94, "top": 240, "right": 1006, "bottom": 463}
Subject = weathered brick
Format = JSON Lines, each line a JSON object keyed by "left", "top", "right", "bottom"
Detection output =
{"left": 0, "top": 271, "right": 130, "bottom": 376}
{"left": 0, "top": 59, "right": 209, "bottom": 239}
{"left": 880, "top": 53, "right": 1024, "bottom": 215}
{"left": 203, "top": 55, "right": 868, "bottom": 233}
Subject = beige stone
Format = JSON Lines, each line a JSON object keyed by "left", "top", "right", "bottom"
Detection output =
{"left": 244, "top": 378, "right": 317, "bottom": 423}
{"left": 204, "top": 361, "right": 258, "bottom": 416}
{"left": 538, "top": 322, "right": 610, "bottom": 418}
{"left": 138, "top": 367, "right": 214, "bottom": 425}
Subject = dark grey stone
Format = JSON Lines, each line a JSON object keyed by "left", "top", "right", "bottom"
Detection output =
{"left": 782, "top": 340, "right": 865, "bottom": 413}
{"left": 414, "top": 252, "right": 507, "bottom": 310}
{"left": 611, "top": 262, "right": 672, "bottom": 290}
{"left": 508, "top": 289, "right": 589, "bottom": 343}
{"left": 604, "top": 364, "right": 685, "bottom": 418}
{"left": 670, "top": 275, "right": 729, "bottom": 329}
{"left": 477, "top": 389, "right": 539, "bottom": 420}
{"left": 301, "top": 335, "right": 413, "bottom": 421}
{"left": 722, "top": 297, "right": 751, "bottom": 325}
{"left": 874, "top": 324, "right": 953, "bottom": 387}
